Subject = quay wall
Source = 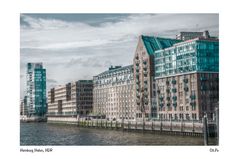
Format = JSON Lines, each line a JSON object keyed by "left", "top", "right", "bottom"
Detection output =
{"left": 45, "top": 116, "right": 216, "bottom": 136}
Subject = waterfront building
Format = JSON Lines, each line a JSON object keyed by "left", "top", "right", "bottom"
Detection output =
{"left": 93, "top": 65, "right": 135, "bottom": 120}
{"left": 26, "top": 63, "right": 46, "bottom": 116}
{"left": 176, "top": 30, "right": 210, "bottom": 41}
{"left": 154, "top": 36, "right": 219, "bottom": 120}
{"left": 133, "top": 35, "right": 181, "bottom": 120}
{"left": 47, "top": 80, "right": 93, "bottom": 117}
{"left": 20, "top": 96, "right": 28, "bottom": 116}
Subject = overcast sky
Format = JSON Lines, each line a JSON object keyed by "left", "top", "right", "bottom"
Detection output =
{"left": 20, "top": 13, "right": 219, "bottom": 98}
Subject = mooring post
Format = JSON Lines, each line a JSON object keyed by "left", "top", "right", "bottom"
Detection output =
{"left": 151, "top": 121, "right": 154, "bottom": 131}
{"left": 170, "top": 118, "right": 172, "bottom": 131}
{"left": 216, "top": 107, "right": 219, "bottom": 145}
{"left": 203, "top": 114, "right": 209, "bottom": 146}
{"left": 192, "top": 119, "right": 195, "bottom": 133}
{"left": 181, "top": 118, "right": 183, "bottom": 132}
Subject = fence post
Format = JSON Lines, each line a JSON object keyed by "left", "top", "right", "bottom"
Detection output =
{"left": 203, "top": 115, "right": 209, "bottom": 146}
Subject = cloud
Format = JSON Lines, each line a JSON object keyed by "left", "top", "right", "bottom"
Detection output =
{"left": 21, "top": 14, "right": 219, "bottom": 50}
{"left": 20, "top": 14, "right": 219, "bottom": 98}
{"left": 47, "top": 78, "right": 57, "bottom": 84}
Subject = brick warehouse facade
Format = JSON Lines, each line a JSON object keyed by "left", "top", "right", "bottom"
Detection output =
{"left": 154, "top": 37, "right": 219, "bottom": 120}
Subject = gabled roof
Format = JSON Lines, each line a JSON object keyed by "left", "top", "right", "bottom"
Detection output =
{"left": 141, "top": 35, "right": 181, "bottom": 55}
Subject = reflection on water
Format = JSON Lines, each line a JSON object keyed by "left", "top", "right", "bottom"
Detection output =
{"left": 20, "top": 122, "right": 204, "bottom": 145}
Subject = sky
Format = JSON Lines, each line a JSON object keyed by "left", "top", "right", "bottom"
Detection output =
{"left": 20, "top": 13, "right": 219, "bottom": 98}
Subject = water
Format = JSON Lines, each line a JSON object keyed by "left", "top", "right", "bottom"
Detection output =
{"left": 20, "top": 122, "right": 204, "bottom": 145}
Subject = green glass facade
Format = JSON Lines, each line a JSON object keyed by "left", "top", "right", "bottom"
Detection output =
{"left": 34, "top": 68, "right": 46, "bottom": 116}
{"left": 154, "top": 39, "right": 219, "bottom": 78}
{"left": 26, "top": 63, "right": 46, "bottom": 116}
{"left": 142, "top": 35, "right": 181, "bottom": 55}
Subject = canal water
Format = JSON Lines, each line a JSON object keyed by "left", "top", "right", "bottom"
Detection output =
{"left": 20, "top": 122, "right": 205, "bottom": 146}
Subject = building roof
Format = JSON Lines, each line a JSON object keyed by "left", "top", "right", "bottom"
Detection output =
{"left": 141, "top": 35, "right": 181, "bottom": 55}
{"left": 95, "top": 65, "right": 133, "bottom": 77}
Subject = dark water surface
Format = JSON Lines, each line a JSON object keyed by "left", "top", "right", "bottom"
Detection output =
{"left": 20, "top": 122, "right": 204, "bottom": 145}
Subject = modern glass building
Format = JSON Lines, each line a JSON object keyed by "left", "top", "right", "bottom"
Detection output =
{"left": 155, "top": 37, "right": 219, "bottom": 78}
{"left": 26, "top": 63, "right": 46, "bottom": 116}
{"left": 154, "top": 37, "right": 219, "bottom": 120}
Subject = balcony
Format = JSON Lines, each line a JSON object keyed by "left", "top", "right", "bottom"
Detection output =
{"left": 200, "top": 77, "right": 207, "bottom": 81}
{"left": 166, "top": 89, "right": 170, "bottom": 93}
{"left": 190, "top": 102, "right": 196, "bottom": 106}
{"left": 183, "top": 78, "right": 188, "bottom": 83}
{"left": 190, "top": 95, "right": 196, "bottom": 100}
{"left": 157, "top": 89, "right": 160, "bottom": 94}
{"left": 172, "top": 79, "right": 177, "bottom": 85}
{"left": 136, "top": 93, "right": 140, "bottom": 98}
{"left": 144, "top": 91, "right": 149, "bottom": 96}
{"left": 184, "top": 87, "right": 189, "bottom": 92}
{"left": 136, "top": 80, "right": 140, "bottom": 84}
{"left": 201, "top": 85, "right": 207, "bottom": 91}
{"left": 136, "top": 85, "right": 140, "bottom": 91}
{"left": 166, "top": 81, "right": 170, "bottom": 85}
